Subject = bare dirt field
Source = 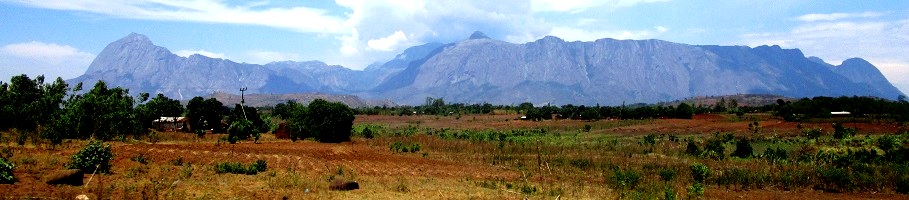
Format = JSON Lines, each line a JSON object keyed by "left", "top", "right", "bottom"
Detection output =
{"left": 1, "top": 113, "right": 907, "bottom": 199}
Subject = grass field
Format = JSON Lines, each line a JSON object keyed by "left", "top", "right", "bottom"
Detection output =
{"left": 1, "top": 113, "right": 908, "bottom": 199}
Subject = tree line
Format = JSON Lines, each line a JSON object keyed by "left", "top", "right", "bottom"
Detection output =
{"left": 0, "top": 74, "right": 355, "bottom": 145}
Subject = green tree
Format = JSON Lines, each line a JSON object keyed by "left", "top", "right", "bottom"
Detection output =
{"left": 287, "top": 99, "right": 355, "bottom": 143}
{"left": 135, "top": 93, "right": 184, "bottom": 129}
{"left": 675, "top": 103, "right": 694, "bottom": 119}
{"left": 227, "top": 119, "right": 254, "bottom": 144}
{"left": 186, "top": 97, "right": 225, "bottom": 133}
{"left": 0, "top": 75, "right": 68, "bottom": 131}
{"left": 58, "top": 81, "right": 140, "bottom": 140}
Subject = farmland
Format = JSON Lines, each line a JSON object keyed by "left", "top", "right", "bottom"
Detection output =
{"left": 1, "top": 113, "right": 908, "bottom": 199}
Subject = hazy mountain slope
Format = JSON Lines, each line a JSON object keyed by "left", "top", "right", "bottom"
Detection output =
{"left": 70, "top": 32, "right": 904, "bottom": 106}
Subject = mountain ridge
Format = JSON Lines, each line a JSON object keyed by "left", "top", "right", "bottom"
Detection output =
{"left": 69, "top": 32, "right": 905, "bottom": 106}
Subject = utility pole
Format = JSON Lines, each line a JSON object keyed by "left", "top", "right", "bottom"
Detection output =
{"left": 240, "top": 87, "right": 248, "bottom": 120}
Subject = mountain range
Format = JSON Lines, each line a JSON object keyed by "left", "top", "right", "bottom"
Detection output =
{"left": 70, "top": 32, "right": 905, "bottom": 106}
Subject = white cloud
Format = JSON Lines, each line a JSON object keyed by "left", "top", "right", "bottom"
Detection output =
{"left": 794, "top": 11, "right": 884, "bottom": 22}
{"left": 244, "top": 50, "right": 300, "bottom": 64}
{"left": 0, "top": 41, "right": 95, "bottom": 80}
{"left": 8, "top": 0, "right": 347, "bottom": 33}
{"left": 174, "top": 49, "right": 227, "bottom": 59}
{"left": 531, "top": 0, "right": 670, "bottom": 13}
{"left": 367, "top": 31, "right": 409, "bottom": 51}
{"left": 655, "top": 26, "right": 668, "bottom": 33}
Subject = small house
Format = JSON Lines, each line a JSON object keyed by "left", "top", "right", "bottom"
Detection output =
{"left": 153, "top": 117, "right": 187, "bottom": 132}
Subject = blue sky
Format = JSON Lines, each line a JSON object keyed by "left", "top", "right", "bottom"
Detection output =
{"left": 1, "top": 0, "right": 907, "bottom": 93}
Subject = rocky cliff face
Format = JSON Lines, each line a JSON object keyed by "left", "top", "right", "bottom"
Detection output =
{"left": 71, "top": 32, "right": 905, "bottom": 106}
{"left": 371, "top": 34, "right": 905, "bottom": 105}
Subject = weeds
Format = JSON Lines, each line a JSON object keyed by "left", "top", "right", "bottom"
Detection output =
{"left": 214, "top": 160, "right": 267, "bottom": 175}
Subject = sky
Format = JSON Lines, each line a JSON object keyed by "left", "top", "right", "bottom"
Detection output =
{"left": 1, "top": 0, "right": 907, "bottom": 94}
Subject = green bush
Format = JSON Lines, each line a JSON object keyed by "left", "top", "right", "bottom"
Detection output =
{"left": 817, "top": 167, "right": 853, "bottom": 192}
{"left": 731, "top": 138, "right": 753, "bottom": 158}
{"left": 389, "top": 141, "right": 421, "bottom": 153}
{"left": 360, "top": 127, "right": 375, "bottom": 139}
{"left": 659, "top": 168, "right": 677, "bottom": 182}
{"left": 686, "top": 141, "right": 701, "bottom": 156}
{"left": 610, "top": 168, "right": 642, "bottom": 190}
{"left": 583, "top": 124, "right": 592, "bottom": 132}
{"left": 67, "top": 140, "right": 113, "bottom": 174}
{"left": 832, "top": 123, "right": 856, "bottom": 140}
{"left": 641, "top": 134, "right": 657, "bottom": 146}
{"left": 762, "top": 147, "right": 788, "bottom": 162}
{"left": 0, "top": 158, "right": 15, "bottom": 184}
{"left": 215, "top": 159, "right": 267, "bottom": 175}
{"left": 689, "top": 163, "right": 710, "bottom": 183}
{"left": 687, "top": 183, "right": 704, "bottom": 198}
{"left": 227, "top": 119, "right": 255, "bottom": 144}
{"left": 878, "top": 135, "right": 901, "bottom": 153}
{"left": 803, "top": 128, "right": 823, "bottom": 139}
{"left": 702, "top": 139, "right": 725, "bottom": 160}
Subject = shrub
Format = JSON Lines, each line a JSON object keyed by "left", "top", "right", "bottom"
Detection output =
{"left": 803, "top": 128, "right": 823, "bottom": 139}
{"left": 762, "top": 147, "right": 788, "bottom": 162}
{"left": 702, "top": 139, "right": 726, "bottom": 160}
{"left": 583, "top": 124, "right": 592, "bottom": 132}
{"left": 832, "top": 123, "right": 856, "bottom": 140}
{"left": 610, "top": 168, "right": 642, "bottom": 190}
{"left": 731, "top": 138, "right": 753, "bottom": 158}
{"left": 659, "top": 168, "right": 677, "bottom": 182}
{"left": 0, "top": 158, "right": 15, "bottom": 184}
{"left": 67, "top": 140, "right": 113, "bottom": 174}
{"left": 214, "top": 160, "right": 267, "bottom": 175}
{"left": 227, "top": 119, "right": 255, "bottom": 144}
{"left": 641, "top": 134, "right": 657, "bottom": 145}
{"left": 686, "top": 141, "right": 701, "bottom": 156}
{"left": 389, "top": 142, "right": 421, "bottom": 153}
{"left": 664, "top": 186, "right": 676, "bottom": 200}
{"left": 818, "top": 167, "right": 853, "bottom": 192}
{"left": 878, "top": 135, "right": 901, "bottom": 153}
{"left": 687, "top": 183, "right": 704, "bottom": 198}
{"left": 689, "top": 163, "right": 710, "bottom": 183}
{"left": 360, "top": 127, "right": 375, "bottom": 139}
{"left": 251, "top": 160, "right": 268, "bottom": 173}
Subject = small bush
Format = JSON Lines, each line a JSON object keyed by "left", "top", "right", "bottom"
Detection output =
{"left": 251, "top": 160, "right": 268, "bottom": 172}
{"left": 215, "top": 160, "right": 267, "bottom": 175}
{"left": 389, "top": 141, "right": 421, "bottom": 153}
{"left": 817, "top": 167, "right": 853, "bottom": 192}
{"left": 689, "top": 163, "right": 710, "bottom": 183}
{"left": 583, "top": 124, "right": 592, "bottom": 132}
{"left": 641, "top": 134, "right": 657, "bottom": 146}
{"left": 687, "top": 183, "right": 704, "bottom": 198}
{"left": 762, "top": 147, "right": 788, "bottom": 162}
{"left": 360, "top": 127, "right": 375, "bottom": 139}
{"left": 0, "top": 158, "right": 15, "bottom": 184}
{"left": 686, "top": 141, "right": 701, "bottom": 156}
{"left": 832, "top": 123, "right": 856, "bottom": 140}
{"left": 67, "top": 140, "right": 113, "bottom": 174}
{"left": 702, "top": 139, "right": 725, "bottom": 160}
{"left": 803, "top": 128, "right": 823, "bottom": 139}
{"left": 659, "top": 168, "right": 677, "bottom": 182}
{"left": 664, "top": 186, "right": 676, "bottom": 200}
{"left": 878, "top": 135, "right": 901, "bottom": 153}
{"left": 731, "top": 138, "right": 753, "bottom": 158}
{"left": 610, "top": 168, "right": 642, "bottom": 190}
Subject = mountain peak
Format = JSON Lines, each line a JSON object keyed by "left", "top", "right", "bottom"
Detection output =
{"left": 468, "top": 31, "right": 491, "bottom": 40}
{"left": 118, "top": 32, "right": 153, "bottom": 45}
